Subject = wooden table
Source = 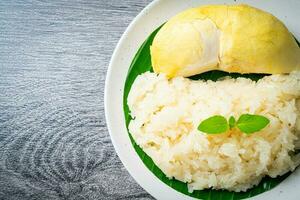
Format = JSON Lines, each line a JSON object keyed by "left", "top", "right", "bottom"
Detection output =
{"left": 0, "top": 0, "right": 154, "bottom": 199}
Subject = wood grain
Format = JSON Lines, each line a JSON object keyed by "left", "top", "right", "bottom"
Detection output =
{"left": 0, "top": 0, "right": 154, "bottom": 199}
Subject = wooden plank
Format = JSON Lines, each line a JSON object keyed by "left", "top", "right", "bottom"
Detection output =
{"left": 0, "top": 0, "right": 154, "bottom": 199}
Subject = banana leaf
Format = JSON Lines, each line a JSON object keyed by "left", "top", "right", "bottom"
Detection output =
{"left": 123, "top": 25, "right": 295, "bottom": 200}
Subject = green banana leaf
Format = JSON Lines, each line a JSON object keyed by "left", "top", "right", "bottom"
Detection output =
{"left": 123, "top": 25, "right": 294, "bottom": 200}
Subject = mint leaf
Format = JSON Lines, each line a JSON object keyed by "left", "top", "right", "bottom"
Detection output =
{"left": 229, "top": 116, "right": 236, "bottom": 129}
{"left": 236, "top": 114, "right": 270, "bottom": 134}
{"left": 198, "top": 115, "right": 228, "bottom": 134}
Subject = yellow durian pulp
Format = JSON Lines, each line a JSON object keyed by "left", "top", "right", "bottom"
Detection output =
{"left": 150, "top": 4, "right": 300, "bottom": 77}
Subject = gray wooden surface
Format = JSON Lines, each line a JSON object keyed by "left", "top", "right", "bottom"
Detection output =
{"left": 0, "top": 0, "right": 154, "bottom": 199}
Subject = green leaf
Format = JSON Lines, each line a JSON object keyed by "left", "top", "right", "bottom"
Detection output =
{"left": 123, "top": 25, "right": 292, "bottom": 200}
{"left": 198, "top": 115, "right": 228, "bottom": 134}
{"left": 237, "top": 114, "right": 270, "bottom": 134}
{"left": 229, "top": 116, "right": 236, "bottom": 129}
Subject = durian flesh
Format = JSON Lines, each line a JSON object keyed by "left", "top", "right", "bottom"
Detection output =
{"left": 150, "top": 4, "right": 300, "bottom": 77}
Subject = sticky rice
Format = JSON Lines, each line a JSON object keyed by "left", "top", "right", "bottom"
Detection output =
{"left": 127, "top": 71, "right": 300, "bottom": 192}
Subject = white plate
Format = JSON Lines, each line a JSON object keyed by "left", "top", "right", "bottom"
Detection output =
{"left": 105, "top": 0, "right": 300, "bottom": 199}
